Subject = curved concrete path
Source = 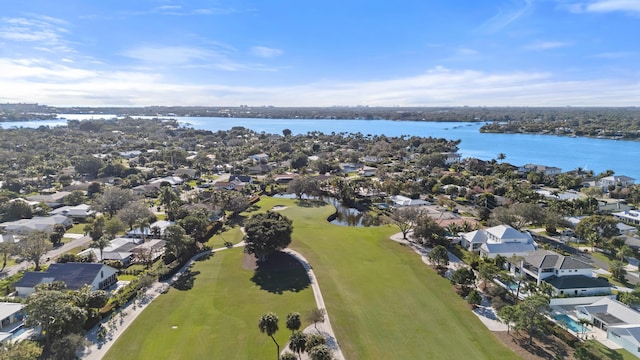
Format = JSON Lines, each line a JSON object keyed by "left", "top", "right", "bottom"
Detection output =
{"left": 282, "top": 248, "right": 345, "bottom": 360}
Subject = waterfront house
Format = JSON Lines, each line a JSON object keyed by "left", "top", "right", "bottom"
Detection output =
{"left": 599, "top": 175, "right": 635, "bottom": 192}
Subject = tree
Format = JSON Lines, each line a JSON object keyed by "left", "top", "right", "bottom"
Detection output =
{"left": 18, "top": 230, "right": 52, "bottom": 270}
{"left": 289, "top": 331, "right": 307, "bottom": 360}
{"left": 92, "top": 187, "right": 136, "bottom": 217}
{"left": 179, "top": 214, "right": 209, "bottom": 243}
{"left": 117, "top": 201, "right": 152, "bottom": 230}
{"left": 104, "top": 216, "right": 125, "bottom": 239}
{"left": 308, "top": 345, "right": 332, "bottom": 360}
{"left": 427, "top": 245, "right": 449, "bottom": 269}
{"left": 258, "top": 312, "right": 280, "bottom": 360}
{"left": 577, "top": 318, "right": 591, "bottom": 340}
{"left": 490, "top": 203, "right": 546, "bottom": 230}
{"left": 63, "top": 190, "right": 86, "bottom": 206}
{"left": 282, "top": 128, "right": 292, "bottom": 137}
{"left": 510, "top": 294, "right": 551, "bottom": 345}
{"left": 290, "top": 152, "right": 309, "bottom": 170}
{"left": 49, "top": 224, "right": 66, "bottom": 247}
{"left": 2, "top": 199, "right": 33, "bottom": 221}
{"left": 0, "top": 340, "right": 42, "bottom": 360}
{"left": 90, "top": 235, "right": 111, "bottom": 261}
{"left": 575, "top": 215, "right": 619, "bottom": 251}
{"left": 25, "top": 286, "right": 87, "bottom": 349}
{"left": 164, "top": 224, "right": 195, "bottom": 260}
{"left": 610, "top": 260, "right": 627, "bottom": 282}
{"left": 497, "top": 153, "right": 506, "bottom": 163}
{"left": 286, "top": 312, "right": 302, "bottom": 334}
{"left": 73, "top": 156, "right": 105, "bottom": 178}
{"left": 413, "top": 215, "right": 446, "bottom": 246}
{"left": 280, "top": 352, "right": 297, "bottom": 360}
{"left": 0, "top": 240, "right": 14, "bottom": 271}
{"left": 50, "top": 333, "right": 88, "bottom": 360}
{"left": 390, "top": 207, "right": 420, "bottom": 240}
{"left": 306, "top": 308, "right": 325, "bottom": 333}
{"left": 450, "top": 267, "right": 476, "bottom": 292}
{"left": 617, "top": 245, "right": 633, "bottom": 262}
{"left": 244, "top": 211, "right": 293, "bottom": 262}
{"left": 498, "top": 305, "right": 517, "bottom": 334}
{"left": 467, "top": 289, "right": 483, "bottom": 308}
{"left": 478, "top": 261, "right": 499, "bottom": 290}
{"left": 305, "top": 334, "right": 327, "bottom": 352}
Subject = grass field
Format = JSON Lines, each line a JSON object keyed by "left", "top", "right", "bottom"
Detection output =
{"left": 104, "top": 245, "right": 315, "bottom": 359}
{"left": 106, "top": 196, "right": 519, "bottom": 359}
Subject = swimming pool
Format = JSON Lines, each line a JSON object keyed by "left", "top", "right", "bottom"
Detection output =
{"left": 9, "top": 325, "right": 28, "bottom": 340}
{"left": 553, "top": 314, "right": 584, "bottom": 333}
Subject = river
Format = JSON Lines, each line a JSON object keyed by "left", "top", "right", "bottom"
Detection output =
{"left": 2, "top": 115, "right": 639, "bottom": 179}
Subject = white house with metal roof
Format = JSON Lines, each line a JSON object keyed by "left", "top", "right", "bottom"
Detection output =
{"left": 461, "top": 225, "right": 537, "bottom": 258}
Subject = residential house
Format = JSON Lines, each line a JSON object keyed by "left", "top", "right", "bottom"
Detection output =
{"left": 126, "top": 220, "right": 174, "bottom": 239}
{"left": 599, "top": 175, "right": 635, "bottom": 192}
{"left": 617, "top": 222, "right": 638, "bottom": 236}
{"left": 50, "top": 204, "right": 95, "bottom": 221}
{"left": 274, "top": 174, "right": 298, "bottom": 184}
{"left": 613, "top": 209, "right": 640, "bottom": 226}
{"left": 0, "top": 215, "right": 72, "bottom": 234}
{"left": 363, "top": 155, "right": 380, "bottom": 163}
{"left": 248, "top": 163, "right": 272, "bottom": 175}
{"left": 14, "top": 263, "right": 118, "bottom": 297}
{"left": 518, "top": 164, "right": 562, "bottom": 176}
{"left": 358, "top": 166, "right": 377, "bottom": 177}
{"left": 174, "top": 168, "right": 198, "bottom": 179}
{"left": 576, "top": 297, "right": 640, "bottom": 356}
{"left": 389, "top": 195, "right": 430, "bottom": 207}
{"left": 150, "top": 176, "right": 184, "bottom": 187}
{"left": 229, "top": 175, "right": 253, "bottom": 184}
{"left": 25, "top": 191, "right": 71, "bottom": 208}
{"left": 0, "top": 302, "right": 25, "bottom": 342}
{"left": 442, "top": 152, "right": 462, "bottom": 165}
{"left": 461, "top": 225, "right": 537, "bottom": 258}
{"left": 248, "top": 153, "right": 269, "bottom": 163}
{"left": 132, "top": 183, "right": 161, "bottom": 197}
{"left": 338, "top": 163, "right": 360, "bottom": 173}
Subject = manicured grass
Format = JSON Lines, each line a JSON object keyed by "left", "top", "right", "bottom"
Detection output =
{"left": 206, "top": 225, "right": 244, "bottom": 249}
{"left": 583, "top": 340, "right": 637, "bottom": 360}
{"left": 256, "top": 197, "right": 518, "bottom": 359}
{"left": 66, "top": 223, "right": 87, "bottom": 234}
{"left": 106, "top": 196, "right": 517, "bottom": 359}
{"left": 104, "top": 246, "right": 315, "bottom": 360}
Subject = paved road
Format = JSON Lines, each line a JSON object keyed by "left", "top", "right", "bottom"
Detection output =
{"left": 0, "top": 234, "right": 91, "bottom": 278}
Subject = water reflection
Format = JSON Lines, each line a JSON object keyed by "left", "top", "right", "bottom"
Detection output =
{"left": 272, "top": 194, "right": 380, "bottom": 227}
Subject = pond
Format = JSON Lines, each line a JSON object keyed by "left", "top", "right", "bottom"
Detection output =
{"left": 272, "top": 194, "right": 380, "bottom": 227}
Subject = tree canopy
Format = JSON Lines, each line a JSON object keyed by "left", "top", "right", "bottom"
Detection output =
{"left": 244, "top": 211, "right": 293, "bottom": 262}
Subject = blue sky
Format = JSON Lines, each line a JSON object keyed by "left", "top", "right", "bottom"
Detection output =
{"left": 1, "top": 0, "right": 639, "bottom": 106}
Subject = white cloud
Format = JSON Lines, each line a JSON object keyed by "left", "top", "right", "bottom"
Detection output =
{"left": 0, "top": 16, "right": 73, "bottom": 52}
{"left": 1, "top": 60, "right": 639, "bottom": 107}
{"left": 523, "top": 41, "right": 568, "bottom": 50}
{"left": 250, "top": 46, "right": 283, "bottom": 58}
{"left": 567, "top": 0, "right": 640, "bottom": 14}
{"left": 480, "top": 0, "right": 534, "bottom": 32}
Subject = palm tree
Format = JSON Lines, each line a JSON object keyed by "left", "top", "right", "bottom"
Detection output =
{"left": 90, "top": 235, "right": 111, "bottom": 262}
{"left": 285, "top": 312, "right": 302, "bottom": 334}
{"left": 497, "top": 153, "right": 506, "bottom": 163}
{"left": 289, "top": 331, "right": 307, "bottom": 360}
{"left": 135, "top": 218, "right": 150, "bottom": 242}
{"left": 578, "top": 318, "right": 591, "bottom": 339}
{"left": 258, "top": 312, "right": 280, "bottom": 359}
{"left": 617, "top": 245, "right": 633, "bottom": 262}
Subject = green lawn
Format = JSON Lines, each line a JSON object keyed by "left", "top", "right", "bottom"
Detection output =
{"left": 66, "top": 223, "right": 87, "bottom": 234}
{"left": 106, "top": 196, "right": 518, "bottom": 359}
{"left": 104, "top": 246, "right": 315, "bottom": 360}
{"left": 206, "top": 225, "right": 244, "bottom": 249}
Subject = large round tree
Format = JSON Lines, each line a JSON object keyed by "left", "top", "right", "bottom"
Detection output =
{"left": 244, "top": 211, "right": 293, "bottom": 261}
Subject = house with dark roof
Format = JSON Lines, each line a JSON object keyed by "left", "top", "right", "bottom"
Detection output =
{"left": 513, "top": 249, "right": 611, "bottom": 296}
{"left": 14, "top": 263, "right": 118, "bottom": 297}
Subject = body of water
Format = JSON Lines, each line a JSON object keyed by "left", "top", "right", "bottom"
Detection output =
{"left": 553, "top": 314, "right": 584, "bottom": 333}
{"left": 2, "top": 115, "right": 639, "bottom": 179}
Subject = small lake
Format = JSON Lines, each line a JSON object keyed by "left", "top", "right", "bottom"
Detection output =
{"left": 272, "top": 194, "right": 380, "bottom": 227}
